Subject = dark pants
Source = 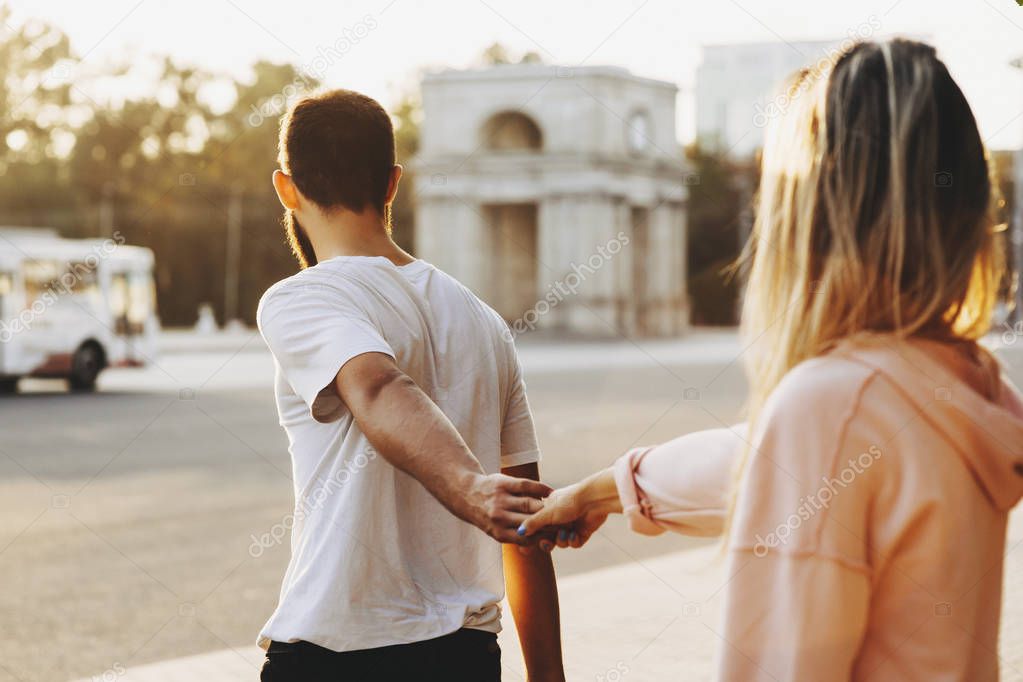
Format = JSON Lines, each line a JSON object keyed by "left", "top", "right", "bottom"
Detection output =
{"left": 260, "top": 628, "right": 501, "bottom": 682}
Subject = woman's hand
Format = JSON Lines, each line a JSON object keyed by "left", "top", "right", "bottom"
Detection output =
{"left": 518, "top": 468, "right": 622, "bottom": 550}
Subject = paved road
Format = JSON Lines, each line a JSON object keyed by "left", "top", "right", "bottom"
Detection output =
{"left": 0, "top": 333, "right": 751, "bottom": 682}
{"left": 3, "top": 333, "right": 1022, "bottom": 682}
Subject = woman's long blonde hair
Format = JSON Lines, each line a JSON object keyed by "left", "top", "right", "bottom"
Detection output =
{"left": 741, "top": 39, "right": 1005, "bottom": 423}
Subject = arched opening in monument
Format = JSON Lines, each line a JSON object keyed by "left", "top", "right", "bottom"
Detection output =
{"left": 482, "top": 203, "right": 539, "bottom": 323}
{"left": 481, "top": 111, "right": 543, "bottom": 151}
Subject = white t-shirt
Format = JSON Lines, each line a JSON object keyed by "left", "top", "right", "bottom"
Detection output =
{"left": 255, "top": 256, "right": 540, "bottom": 653}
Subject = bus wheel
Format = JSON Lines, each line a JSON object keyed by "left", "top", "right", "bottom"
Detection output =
{"left": 0, "top": 378, "right": 18, "bottom": 394}
{"left": 69, "top": 343, "right": 104, "bottom": 392}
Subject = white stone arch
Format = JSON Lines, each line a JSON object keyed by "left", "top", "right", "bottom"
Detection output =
{"left": 479, "top": 109, "right": 544, "bottom": 151}
{"left": 415, "top": 65, "right": 689, "bottom": 336}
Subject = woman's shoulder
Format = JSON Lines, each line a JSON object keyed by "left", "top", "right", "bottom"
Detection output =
{"left": 735, "top": 348, "right": 898, "bottom": 561}
{"left": 763, "top": 335, "right": 949, "bottom": 423}
{"left": 764, "top": 351, "right": 882, "bottom": 426}
{"left": 754, "top": 336, "right": 942, "bottom": 480}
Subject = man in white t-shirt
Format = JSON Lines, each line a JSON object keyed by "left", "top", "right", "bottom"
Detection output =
{"left": 255, "top": 89, "right": 565, "bottom": 682}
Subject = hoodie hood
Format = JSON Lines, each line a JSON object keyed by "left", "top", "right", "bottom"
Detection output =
{"left": 834, "top": 335, "right": 1023, "bottom": 512}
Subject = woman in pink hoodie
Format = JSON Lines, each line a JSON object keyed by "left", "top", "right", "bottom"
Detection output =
{"left": 522, "top": 39, "right": 1023, "bottom": 680}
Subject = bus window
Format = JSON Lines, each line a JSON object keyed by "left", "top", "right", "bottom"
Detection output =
{"left": 0, "top": 271, "right": 11, "bottom": 320}
{"left": 22, "top": 259, "right": 60, "bottom": 306}
{"left": 109, "top": 271, "right": 153, "bottom": 336}
{"left": 110, "top": 273, "right": 130, "bottom": 335}
{"left": 65, "top": 261, "right": 102, "bottom": 306}
{"left": 23, "top": 259, "right": 101, "bottom": 305}
{"left": 127, "top": 271, "right": 155, "bottom": 333}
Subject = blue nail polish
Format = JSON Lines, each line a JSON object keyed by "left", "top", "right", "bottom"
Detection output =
{"left": 517, "top": 524, "right": 526, "bottom": 536}
{"left": 569, "top": 531, "right": 578, "bottom": 542}
{"left": 558, "top": 529, "right": 567, "bottom": 541}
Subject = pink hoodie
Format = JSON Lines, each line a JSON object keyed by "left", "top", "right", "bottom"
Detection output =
{"left": 614, "top": 335, "right": 1023, "bottom": 680}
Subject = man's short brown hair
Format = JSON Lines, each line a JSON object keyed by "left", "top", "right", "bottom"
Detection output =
{"left": 278, "top": 89, "right": 396, "bottom": 215}
{"left": 277, "top": 89, "right": 396, "bottom": 267}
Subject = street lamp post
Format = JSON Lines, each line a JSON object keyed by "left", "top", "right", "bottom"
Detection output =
{"left": 99, "top": 182, "right": 116, "bottom": 239}
{"left": 1011, "top": 56, "right": 1023, "bottom": 325}
{"left": 224, "top": 183, "right": 243, "bottom": 327}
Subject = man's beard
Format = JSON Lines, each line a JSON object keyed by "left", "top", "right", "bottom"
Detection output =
{"left": 284, "top": 211, "right": 317, "bottom": 269}
{"left": 283, "top": 205, "right": 394, "bottom": 269}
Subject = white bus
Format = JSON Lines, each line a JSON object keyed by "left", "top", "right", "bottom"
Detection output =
{"left": 0, "top": 228, "right": 160, "bottom": 393}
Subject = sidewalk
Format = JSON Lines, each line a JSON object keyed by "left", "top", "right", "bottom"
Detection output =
{"left": 70, "top": 507, "right": 1023, "bottom": 682}
{"left": 96, "top": 328, "right": 742, "bottom": 394}
{"left": 158, "top": 326, "right": 743, "bottom": 366}
{"left": 158, "top": 328, "right": 265, "bottom": 355}
{"left": 157, "top": 326, "right": 1020, "bottom": 372}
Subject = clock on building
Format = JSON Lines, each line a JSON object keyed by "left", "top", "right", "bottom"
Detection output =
{"left": 626, "top": 110, "right": 652, "bottom": 154}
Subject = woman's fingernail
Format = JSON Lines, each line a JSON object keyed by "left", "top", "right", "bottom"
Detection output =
{"left": 558, "top": 529, "right": 568, "bottom": 541}
{"left": 569, "top": 531, "right": 578, "bottom": 542}
{"left": 540, "top": 541, "right": 553, "bottom": 552}
{"left": 517, "top": 524, "right": 527, "bottom": 536}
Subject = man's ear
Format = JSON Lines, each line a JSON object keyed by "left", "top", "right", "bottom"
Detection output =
{"left": 384, "top": 164, "right": 403, "bottom": 205}
{"left": 272, "top": 170, "right": 301, "bottom": 210}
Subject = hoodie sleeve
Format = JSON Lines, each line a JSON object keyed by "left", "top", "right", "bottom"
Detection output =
{"left": 612, "top": 425, "right": 746, "bottom": 536}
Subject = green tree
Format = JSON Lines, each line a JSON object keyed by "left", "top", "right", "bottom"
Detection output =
{"left": 685, "top": 144, "right": 755, "bottom": 325}
{"left": 480, "top": 42, "right": 545, "bottom": 66}
{"left": 390, "top": 90, "right": 421, "bottom": 252}
{"left": 0, "top": 6, "right": 74, "bottom": 220}
{"left": 481, "top": 42, "right": 512, "bottom": 65}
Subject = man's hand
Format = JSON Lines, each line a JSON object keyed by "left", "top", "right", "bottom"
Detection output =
{"left": 502, "top": 463, "right": 565, "bottom": 682}
{"left": 464, "top": 472, "right": 552, "bottom": 544}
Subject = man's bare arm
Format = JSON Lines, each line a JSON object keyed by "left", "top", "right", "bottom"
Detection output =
{"left": 502, "top": 462, "right": 565, "bottom": 682}
{"left": 334, "top": 352, "right": 550, "bottom": 544}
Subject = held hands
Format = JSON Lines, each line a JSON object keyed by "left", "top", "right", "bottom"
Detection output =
{"left": 464, "top": 473, "right": 553, "bottom": 544}
{"left": 516, "top": 469, "right": 621, "bottom": 551}
{"left": 465, "top": 467, "right": 621, "bottom": 550}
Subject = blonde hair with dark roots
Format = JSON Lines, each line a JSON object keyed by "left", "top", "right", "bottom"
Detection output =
{"left": 725, "top": 39, "right": 1007, "bottom": 538}
{"left": 742, "top": 39, "right": 1004, "bottom": 421}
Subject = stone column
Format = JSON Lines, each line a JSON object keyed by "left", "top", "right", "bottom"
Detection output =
{"left": 418, "top": 196, "right": 486, "bottom": 296}
{"left": 537, "top": 195, "right": 566, "bottom": 332}
{"left": 674, "top": 201, "right": 690, "bottom": 334}
{"left": 563, "top": 195, "right": 620, "bottom": 336}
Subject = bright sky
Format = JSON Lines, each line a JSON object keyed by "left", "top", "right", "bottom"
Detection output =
{"left": 10, "top": 0, "right": 1023, "bottom": 149}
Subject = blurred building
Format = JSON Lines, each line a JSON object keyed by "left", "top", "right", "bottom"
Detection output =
{"left": 414, "top": 64, "right": 688, "bottom": 338}
{"left": 695, "top": 40, "right": 844, "bottom": 157}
